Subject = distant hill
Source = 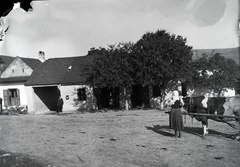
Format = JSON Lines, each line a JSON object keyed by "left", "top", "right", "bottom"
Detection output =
{"left": 192, "top": 47, "right": 240, "bottom": 64}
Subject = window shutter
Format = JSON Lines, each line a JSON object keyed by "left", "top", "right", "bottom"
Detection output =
{"left": 3, "top": 90, "right": 9, "bottom": 107}
{"left": 16, "top": 89, "right": 20, "bottom": 106}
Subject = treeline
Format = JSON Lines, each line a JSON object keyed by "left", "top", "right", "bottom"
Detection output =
{"left": 83, "top": 29, "right": 239, "bottom": 110}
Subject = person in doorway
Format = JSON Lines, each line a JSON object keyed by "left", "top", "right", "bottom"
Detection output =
{"left": 57, "top": 95, "right": 64, "bottom": 113}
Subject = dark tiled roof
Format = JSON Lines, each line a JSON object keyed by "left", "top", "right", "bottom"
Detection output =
{"left": 0, "top": 55, "right": 15, "bottom": 72}
{"left": 20, "top": 57, "right": 42, "bottom": 70}
{"left": 25, "top": 55, "right": 94, "bottom": 86}
{"left": 0, "top": 55, "right": 42, "bottom": 72}
{"left": 0, "top": 76, "right": 29, "bottom": 83}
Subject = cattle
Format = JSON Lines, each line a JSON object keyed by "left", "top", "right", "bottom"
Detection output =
{"left": 183, "top": 95, "right": 240, "bottom": 120}
{"left": 183, "top": 95, "right": 240, "bottom": 136}
{"left": 183, "top": 96, "right": 209, "bottom": 136}
{"left": 183, "top": 96, "right": 227, "bottom": 115}
{"left": 223, "top": 95, "right": 240, "bottom": 121}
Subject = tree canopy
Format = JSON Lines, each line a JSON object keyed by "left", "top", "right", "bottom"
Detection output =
{"left": 190, "top": 53, "right": 239, "bottom": 96}
{"left": 133, "top": 29, "right": 193, "bottom": 97}
{"left": 83, "top": 29, "right": 194, "bottom": 109}
{"left": 84, "top": 42, "right": 135, "bottom": 89}
{"left": 83, "top": 43, "right": 135, "bottom": 110}
{"left": 83, "top": 28, "right": 240, "bottom": 110}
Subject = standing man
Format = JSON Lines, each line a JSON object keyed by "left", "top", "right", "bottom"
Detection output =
{"left": 57, "top": 95, "right": 64, "bottom": 113}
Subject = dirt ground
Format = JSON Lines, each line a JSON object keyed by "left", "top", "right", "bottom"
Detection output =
{"left": 0, "top": 109, "right": 239, "bottom": 167}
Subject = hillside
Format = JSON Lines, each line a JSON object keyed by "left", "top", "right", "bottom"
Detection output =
{"left": 193, "top": 47, "right": 240, "bottom": 64}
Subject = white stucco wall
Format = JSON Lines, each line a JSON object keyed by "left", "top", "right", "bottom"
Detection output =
{"left": 222, "top": 89, "right": 236, "bottom": 97}
{"left": 150, "top": 90, "right": 179, "bottom": 109}
{"left": 59, "top": 85, "right": 97, "bottom": 112}
{"left": 187, "top": 88, "right": 236, "bottom": 97}
{"left": 0, "top": 83, "right": 28, "bottom": 108}
{"left": 1, "top": 57, "right": 33, "bottom": 78}
{"left": 25, "top": 86, "right": 34, "bottom": 113}
{"left": 25, "top": 85, "right": 97, "bottom": 114}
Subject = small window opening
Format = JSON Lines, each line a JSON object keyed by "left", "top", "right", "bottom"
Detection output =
{"left": 77, "top": 88, "right": 86, "bottom": 101}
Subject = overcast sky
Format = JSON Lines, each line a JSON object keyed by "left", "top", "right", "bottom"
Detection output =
{"left": 0, "top": 0, "right": 239, "bottom": 59}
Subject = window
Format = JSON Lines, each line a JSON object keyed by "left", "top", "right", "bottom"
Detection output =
{"left": 22, "top": 69, "right": 24, "bottom": 73}
{"left": 152, "top": 85, "right": 160, "bottom": 97}
{"left": 77, "top": 88, "right": 86, "bottom": 101}
{"left": 3, "top": 89, "right": 20, "bottom": 107}
{"left": 12, "top": 69, "right": 14, "bottom": 73}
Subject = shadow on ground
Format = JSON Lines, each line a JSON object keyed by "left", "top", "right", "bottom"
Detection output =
{"left": 0, "top": 150, "right": 49, "bottom": 167}
{"left": 146, "top": 125, "right": 239, "bottom": 140}
{"left": 145, "top": 125, "right": 175, "bottom": 137}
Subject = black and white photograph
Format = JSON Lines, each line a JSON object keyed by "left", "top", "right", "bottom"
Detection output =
{"left": 0, "top": 0, "right": 239, "bottom": 166}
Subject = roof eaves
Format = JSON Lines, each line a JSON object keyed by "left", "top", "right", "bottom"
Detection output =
{"left": 25, "top": 83, "right": 60, "bottom": 87}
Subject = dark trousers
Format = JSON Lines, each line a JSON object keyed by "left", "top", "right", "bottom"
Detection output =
{"left": 57, "top": 105, "right": 63, "bottom": 113}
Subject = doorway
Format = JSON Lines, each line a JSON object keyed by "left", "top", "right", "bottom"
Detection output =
{"left": 33, "top": 86, "right": 60, "bottom": 111}
{"left": 94, "top": 87, "right": 119, "bottom": 110}
{"left": 131, "top": 85, "right": 150, "bottom": 109}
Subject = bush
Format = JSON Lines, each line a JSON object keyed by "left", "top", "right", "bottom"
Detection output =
{"left": 1, "top": 105, "right": 28, "bottom": 115}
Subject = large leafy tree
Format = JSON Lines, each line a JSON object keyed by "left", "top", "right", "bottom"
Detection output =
{"left": 191, "top": 53, "right": 239, "bottom": 96}
{"left": 133, "top": 29, "right": 193, "bottom": 106}
{"left": 83, "top": 42, "right": 135, "bottom": 110}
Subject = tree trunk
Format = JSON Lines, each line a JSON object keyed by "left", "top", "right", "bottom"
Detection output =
{"left": 217, "top": 89, "right": 222, "bottom": 97}
{"left": 181, "top": 82, "right": 187, "bottom": 96}
{"left": 159, "top": 101, "right": 164, "bottom": 110}
{"left": 159, "top": 88, "right": 166, "bottom": 110}
{"left": 124, "top": 87, "right": 129, "bottom": 111}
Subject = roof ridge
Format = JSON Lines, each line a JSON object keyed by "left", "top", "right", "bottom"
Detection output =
{"left": 47, "top": 56, "right": 87, "bottom": 60}
{"left": 20, "top": 57, "right": 40, "bottom": 60}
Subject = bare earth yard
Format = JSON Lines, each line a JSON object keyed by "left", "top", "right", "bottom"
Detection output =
{"left": 0, "top": 109, "right": 239, "bottom": 167}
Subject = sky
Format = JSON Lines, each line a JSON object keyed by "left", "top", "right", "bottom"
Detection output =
{"left": 0, "top": 0, "right": 239, "bottom": 59}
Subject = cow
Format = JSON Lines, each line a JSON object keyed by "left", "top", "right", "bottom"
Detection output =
{"left": 183, "top": 95, "right": 227, "bottom": 115}
{"left": 223, "top": 95, "right": 240, "bottom": 121}
{"left": 183, "top": 95, "right": 210, "bottom": 136}
{"left": 183, "top": 95, "right": 240, "bottom": 137}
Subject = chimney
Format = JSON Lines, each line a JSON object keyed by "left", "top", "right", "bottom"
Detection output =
{"left": 38, "top": 51, "right": 45, "bottom": 62}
